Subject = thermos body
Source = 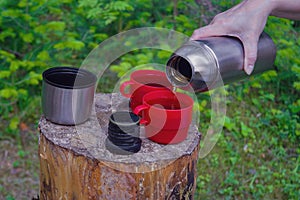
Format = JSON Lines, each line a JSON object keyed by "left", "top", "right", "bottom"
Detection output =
{"left": 166, "top": 32, "right": 277, "bottom": 92}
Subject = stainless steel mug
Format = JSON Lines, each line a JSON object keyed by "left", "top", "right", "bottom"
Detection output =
{"left": 42, "top": 67, "right": 97, "bottom": 125}
{"left": 166, "top": 32, "right": 277, "bottom": 92}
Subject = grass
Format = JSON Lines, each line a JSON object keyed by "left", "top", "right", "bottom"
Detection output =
{"left": 194, "top": 81, "right": 299, "bottom": 199}
{"left": 0, "top": 127, "right": 39, "bottom": 200}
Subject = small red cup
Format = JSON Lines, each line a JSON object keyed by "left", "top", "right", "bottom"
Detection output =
{"left": 133, "top": 90, "right": 194, "bottom": 144}
{"left": 119, "top": 70, "right": 172, "bottom": 111}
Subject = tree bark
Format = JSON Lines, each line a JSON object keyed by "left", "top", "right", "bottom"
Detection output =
{"left": 39, "top": 93, "right": 201, "bottom": 200}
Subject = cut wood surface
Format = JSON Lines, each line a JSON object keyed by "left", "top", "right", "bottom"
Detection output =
{"left": 39, "top": 93, "right": 201, "bottom": 200}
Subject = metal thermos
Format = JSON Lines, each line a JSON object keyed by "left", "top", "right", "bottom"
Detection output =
{"left": 166, "top": 32, "right": 276, "bottom": 92}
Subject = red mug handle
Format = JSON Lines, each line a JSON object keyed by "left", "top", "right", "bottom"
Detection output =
{"left": 120, "top": 80, "right": 134, "bottom": 98}
{"left": 133, "top": 104, "right": 149, "bottom": 125}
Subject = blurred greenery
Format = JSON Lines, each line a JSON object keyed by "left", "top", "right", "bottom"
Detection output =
{"left": 0, "top": 0, "right": 299, "bottom": 199}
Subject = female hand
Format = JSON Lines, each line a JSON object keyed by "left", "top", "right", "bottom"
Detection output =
{"left": 191, "top": 0, "right": 300, "bottom": 75}
{"left": 191, "top": 0, "right": 271, "bottom": 75}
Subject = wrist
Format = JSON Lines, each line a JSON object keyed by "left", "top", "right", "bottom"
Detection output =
{"left": 268, "top": 0, "right": 300, "bottom": 19}
{"left": 268, "top": 0, "right": 283, "bottom": 15}
{"left": 243, "top": 0, "right": 274, "bottom": 17}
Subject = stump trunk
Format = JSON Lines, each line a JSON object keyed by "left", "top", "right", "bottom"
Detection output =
{"left": 39, "top": 93, "right": 201, "bottom": 200}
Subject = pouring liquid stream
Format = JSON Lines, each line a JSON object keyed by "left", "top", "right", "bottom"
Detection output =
{"left": 172, "top": 86, "right": 177, "bottom": 93}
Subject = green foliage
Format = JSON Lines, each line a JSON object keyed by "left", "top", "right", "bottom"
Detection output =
{"left": 79, "top": 0, "right": 134, "bottom": 25}
{"left": 0, "top": 0, "right": 299, "bottom": 199}
{"left": 5, "top": 195, "right": 15, "bottom": 200}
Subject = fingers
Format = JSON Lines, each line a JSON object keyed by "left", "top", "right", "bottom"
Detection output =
{"left": 190, "top": 25, "right": 221, "bottom": 40}
{"left": 191, "top": 21, "right": 259, "bottom": 76}
{"left": 242, "top": 36, "right": 259, "bottom": 75}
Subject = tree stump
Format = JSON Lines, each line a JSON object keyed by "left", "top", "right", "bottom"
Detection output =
{"left": 39, "top": 93, "right": 201, "bottom": 200}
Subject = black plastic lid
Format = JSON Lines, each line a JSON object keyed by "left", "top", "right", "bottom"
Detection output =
{"left": 106, "top": 111, "right": 141, "bottom": 155}
{"left": 109, "top": 111, "right": 140, "bottom": 127}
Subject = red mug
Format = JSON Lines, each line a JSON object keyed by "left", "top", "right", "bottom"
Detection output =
{"left": 119, "top": 70, "right": 172, "bottom": 111}
{"left": 133, "top": 90, "right": 194, "bottom": 144}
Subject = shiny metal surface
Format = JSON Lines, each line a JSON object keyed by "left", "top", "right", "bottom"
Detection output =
{"left": 166, "top": 32, "right": 277, "bottom": 92}
{"left": 42, "top": 67, "right": 97, "bottom": 125}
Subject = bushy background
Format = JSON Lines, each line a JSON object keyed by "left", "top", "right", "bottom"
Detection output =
{"left": 0, "top": 0, "right": 299, "bottom": 199}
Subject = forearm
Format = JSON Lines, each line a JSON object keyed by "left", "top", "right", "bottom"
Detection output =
{"left": 247, "top": 0, "right": 300, "bottom": 20}
{"left": 270, "top": 0, "right": 300, "bottom": 20}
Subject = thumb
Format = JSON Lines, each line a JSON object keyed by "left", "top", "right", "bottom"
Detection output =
{"left": 242, "top": 37, "right": 258, "bottom": 75}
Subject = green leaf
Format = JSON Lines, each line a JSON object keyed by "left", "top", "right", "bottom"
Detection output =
{"left": 93, "top": 33, "right": 108, "bottom": 41}
{"left": 0, "top": 0, "right": 10, "bottom": 7}
{"left": 12, "top": 160, "right": 20, "bottom": 168}
{"left": 111, "top": 1, "right": 134, "bottom": 11}
{"left": 198, "top": 100, "right": 207, "bottom": 112}
{"left": 61, "top": 0, "right": 73, "bottom": 3}
{"left": 37, "top": 51, "right": 50, "bottom": 61}
{"left": 47, "top": 21, "right": 66, "bottom": 31}
{"left": 19, "top": 60, "right": 36, "bottom": 70}
{"left": 28, "top": 79, "right": 39, "bottom": 85}
{"left": 22, "top": 13, "right": 32, "bottom": 22}
{"left": 18, "top": 150, "right": 26, "bottom": 158}
{"left": 136, "top": 53, "right": 153, "bottom": 65}
{"left": 291, "top": 64, "right": 300, "bottom": 75}
{"left": 261, "top": 70, "right": 277, "bottom": 82}
{"left": 34, "top": 25, "right": 46, "bottom": 34}
{"left": 28, "top": 71, "right": 42, "bottom": 85}
{"left": 18, "top": 0, "right": 29, "bottom": 7}
{"left": 86, "top": 7, "right": 102, "bottom": 19}
{"left": 54, "top": 40, "right": 85, "bottom": 50}
{"left": 9, "top": 61, "right": 20, "bottom": 72}
{"left": 1, "top": 9, "right": 21, "bottom": 18}
{"left": 79, "top": 0, "right": 98, "bottom": 7}
{"left": 251, "top": 81, "right": 262, "bottom": 89}
{"left": 0, "top": 28, "right": 16, "bottom": 41}
{"left": 35, "top": 21, "right": 66, "bottom": 34}
{"left": 5, "top": 194, "right": 15, "bottom": 200}
{"left": 0, "top": 70, "right": 11, "bottom": 78}
{"left": 18, "top": 89, "right": 28, "bottom": 96}
{"left": 0, "top": 50, "right": 15, "bottom": 59}
{"left": 293, "top": 82, "right": 300, "bottom": 90}
{"left": 110, "top": 62, "right": 132, "bottom": 77}
{"left": 279, "top": 39, "right": 293, "bottom": 46}
{"left": 296, "top": 124, "right": 300, "bottom": 136}
{"left": 0, "top": 88, "right": 18, "bottom": 99}
{"left": 157, "top": 50, "right": 172, "bottom": 59}
{"left": 105, "top": 16, "right": 117, "bottom": 25}
{"left": 66, "top": 32, "right": 80, "bottom": 39}
{"left": 20, "top": 32, "right": 34, "bottom": 43}
{"left": 67, "top": 40, "right": 85, "bottom": 50}
{"left": 240, "top": 122, "right": 252, "bottom": 137}
{"left": 224, "top": 116, "right": 235, "bottom": 131}
{"left": 260, "top": 93, "right": 275, "bottom": 102}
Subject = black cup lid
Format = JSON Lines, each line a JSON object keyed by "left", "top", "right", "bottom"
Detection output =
{"left": 109, "top": 111, "right": 140, "bottom": 127}
{"left": 105, "top": 137, "right": 141, "bottom": 155}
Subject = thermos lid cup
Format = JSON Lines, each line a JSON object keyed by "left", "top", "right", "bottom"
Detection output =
{"left": 42, "top": 66, "right": 97, "bottom": 125}
{"left": 43, "top": 66, "right": 97, "bottom": 89}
